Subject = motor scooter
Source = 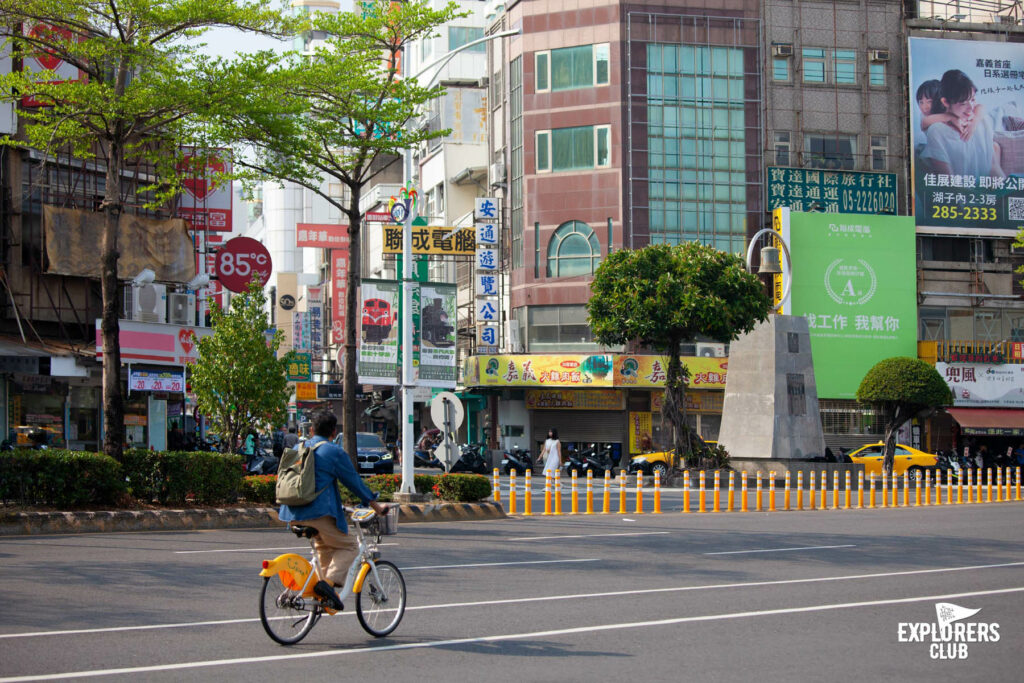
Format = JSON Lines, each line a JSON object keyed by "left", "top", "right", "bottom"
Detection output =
{"left": 501, "top": 445, "right": 533, "bottom": 475}
{"left": 560, "top": 444, "right": 587, "bottom": 477}
{"left": 451, "top": 442, "right": 490, "bottom": 474}
{"left": 581, "top": 443, "right": 617, "bottom": 477}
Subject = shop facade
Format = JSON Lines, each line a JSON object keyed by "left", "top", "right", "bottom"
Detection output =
{"left": 936, "top": 361, "right": 1024, "bottom": 456}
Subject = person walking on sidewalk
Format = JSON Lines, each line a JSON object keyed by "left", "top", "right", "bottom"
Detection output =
{"left": 537, "top": 427, "right": 562, "bottom": 477}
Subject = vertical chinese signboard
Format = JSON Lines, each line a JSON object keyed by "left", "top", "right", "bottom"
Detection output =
{"left": 775, "top": 211, "right": 917, "bottom": 399}
{"left": 909, "top": 37, "right": 1024, "bottom": 234}
{"left": 332, "top": 249, "right": 349, "bottom": 345}
{"left": 308, "top": 286, "right": 323, "bottom": 372}
{"left": 475, "top": 197, "right": 500, "bottom": 349}
{"left": 419, "top": 283, "right": 457, "bottom": 388}
{"left": 357, "top": 280, "right": 400, "bottom": 385}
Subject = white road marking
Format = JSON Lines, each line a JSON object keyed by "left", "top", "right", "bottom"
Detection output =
{"left": 404, "top": 558, "right": 599, "bottom": 570}
{"left": 174, "top": 544, "right": 397, "bottom": 555}
{"left": 506, "top": 531, "right": 670, "bottom": 541}
{"left": 704, "top": 544, "right": 856, "bottom": 556}
{"left": 3, "top": 586, "right": 1022, "bottom": 681}
{"left": 3, "top": 559, "right": 1022, "bottom": 641}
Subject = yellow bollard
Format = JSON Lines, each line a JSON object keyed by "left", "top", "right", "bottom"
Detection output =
{"left": 618, "top": 471, "right": 627, "bottom": 514}
{"left": 975, "top": 468, "right": 982, "bottom": 503}
{"left": 755, "top": 471, "right": 763, "bottom": 512}
{"left": 922, "top": 470, "right": 929, "bottom": 507}
{"left": 808, "top": 471, "right": 816, "bottom": 511}
{"left": 957, "top": 468, "right": 963, "bottom": 505}
{"left": 699, "top": 470, "right": 707, "bottom": 513}
{"left": 987, "top": 468, "right": 993, "bottom": 503}
{"left": 967, "top": 468, "right": 974, "bottom": 504}
{"left": 832, "top": 471, "right": 839, "bottom": 510}
{"left": 602, "top": 470, "right": 611, "bottom": 514}
{"left": 784, "top": 471, "right": 791, "bottom": 511}
{"left": 769, "top": 472, "right": 776, "bottom": 512}
{"left": 509, "top": 471, "right": 517, "bottom": 514}
{"left": 845, "top": 471, "right": 852, "bottom": 510}
{"left": 683, "top": 470, "right": 691, "bottom": 513}
{"left": 880, "top": 471, "right": 887, "bottom": 508}
{"left": 586, "top": 470, "right": 594, "bottom": 514}
{"left": 914, "top": 471, "right": 921, "bottom": 507}
{"left": 997, "top": 468, "right": 1003, "bottom": 503}
{"left": 741, "top": 471, "right": 749, "bottom": 512}
{"left": 796, "top": 470, "right": 804, "bottom": 510}
{"left": 524, "top": 470, "right": 532, "bottom": 516}
{"left": 1017, "top": 467, "right": 1022, "bottom": 502}
{"left": 543, "top": 473, "right": 552, "bottom": 515}
{"left": 653, "top": 470, "right": 662, "bottom": 514}
{"left": 493, "top": 468, "right": 501, "bottom": 503}
{"left": 868, "top": 473, "right": 876, "bottom": 509}
{"left": 727, "top": 471, "right": 735, "bottom": 512}
{"left": 554, "top": 470, "right": 563, "bottom": 515}
{"left": 857, "top": 471, "right": 864, "bottom": 509}
{"left": 571, "top": 470, "right": 579, "bottom": 515}
{"left": 635, "top": 472, "right": 644, "bottom": 514}
{"left": 713, "top": 471, "right": 721, "bottom": 513}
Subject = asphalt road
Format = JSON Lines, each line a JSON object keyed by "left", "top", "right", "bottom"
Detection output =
{"left": 1, "top": 503, "right": 1022, "bottom": 682}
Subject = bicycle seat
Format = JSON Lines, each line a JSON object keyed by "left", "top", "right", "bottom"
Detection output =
{"left": 289, "top": 525, "right": 319, "bottom": 539}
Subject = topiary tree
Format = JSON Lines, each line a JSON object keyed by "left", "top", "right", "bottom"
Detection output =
{"left": 856, "top": 356, "right": 952, "bottom": 475}
{"left": 587, "top": 242, "right": 772, "bottom": 467}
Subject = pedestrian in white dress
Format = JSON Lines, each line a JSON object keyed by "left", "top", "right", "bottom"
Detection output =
{"left": 538, "top": 428, "right": 562, "bottom": 476}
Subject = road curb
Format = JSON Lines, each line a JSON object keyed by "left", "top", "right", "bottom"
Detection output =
{"left": 0, "top": 501, "right": 506, "bottom": 536}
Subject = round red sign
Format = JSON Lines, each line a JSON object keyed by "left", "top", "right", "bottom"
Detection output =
{"left": 216, "top": 237, "right": 272, "bottom": 293}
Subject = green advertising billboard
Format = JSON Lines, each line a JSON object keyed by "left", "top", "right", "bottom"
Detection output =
{"left": 776, "top": 209, "right": 918, "bottom": 399}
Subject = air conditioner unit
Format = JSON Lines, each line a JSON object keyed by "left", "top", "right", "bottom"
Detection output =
{"left": 869, "top": 49, "right": 890, "bottom": 62}
{"left": 771, "top": 43, "right": 793, "bottom": 58}
{"left": 696, "top": 342, "right": 726, "bottom": 358}
{"left": 132, "top": 283, "right": 166, "bottom": 324}
{"left": 489, "top": 161, "right": 506, "bottom": 185}
{"left": 167, "top": 293, "right": 196, "bottom": 326}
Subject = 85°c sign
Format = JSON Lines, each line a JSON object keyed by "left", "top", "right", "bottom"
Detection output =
{"left": 216, "top": 236, "right": 272, "bottom": 293}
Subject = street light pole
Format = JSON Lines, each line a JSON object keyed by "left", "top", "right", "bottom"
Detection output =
{"left": 398, "top": 28, "right": 520, "bottom": 494}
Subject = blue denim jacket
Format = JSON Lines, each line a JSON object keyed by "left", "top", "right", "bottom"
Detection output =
{"left": 277, "top": 436, "right": 378, "bottom": 533}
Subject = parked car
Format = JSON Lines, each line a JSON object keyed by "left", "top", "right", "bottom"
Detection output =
{"left": 628, "top": 441, "right": 717, "bottom": 476}
{"left": 333, "top": 432, "right": 394, "bottom": 475}
{"left": 846, "top": 442, "right": 938, "bottom": 481}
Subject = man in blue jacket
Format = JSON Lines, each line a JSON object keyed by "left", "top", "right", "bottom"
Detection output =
{"left": 278, "top": 410, "right": 387, "bottom": 611}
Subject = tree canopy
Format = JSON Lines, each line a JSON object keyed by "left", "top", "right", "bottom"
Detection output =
{"left": 856, "top": 356, "right": 952, "bottom": 474}
{"left": 190, "top": 281, "right": 294, "bottom": 453}
{"left": 588, "top": 242, "right": 772, "bottom": 466}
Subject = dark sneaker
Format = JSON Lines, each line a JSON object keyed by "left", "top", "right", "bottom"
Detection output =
{"left": 313, "top": 581, "right": 343, "bottom": 611}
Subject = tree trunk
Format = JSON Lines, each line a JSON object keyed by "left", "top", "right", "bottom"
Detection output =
{"left": 663, "top": 339, "right": 691, "bottom": 468}
{"left": 341, "top": 186, "right": 362, "bottom": 471}
{"left": 100, "top": 136, "right": 124, "bottom": 460}
{"left": 882, "top": 403, "right": 904, "bottom": 475}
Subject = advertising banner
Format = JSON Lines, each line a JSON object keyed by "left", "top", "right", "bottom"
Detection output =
{"left": 357, "top": 280, "right": 400, "bottom": 385}
{"left": 331, "top": 249, "right": 349, "bottom": 344}
{"left": 128, "top": 369, "right": 185, "bottom": 393}
{"left": 381, "top": 225, "right": 476, "bottom": 255}
{"left": 909, "top": 37, "right": 1024, "bottom": 234}
{"left": 463, "top": 355, "right": 728, "bottom": 389}
{"left": 418, "top": 283, "right": 457, "bottom": 388}
{"left": 297, "top": 223, "right": 350, "bottom": 249}
{"left": 526, "top": 389, "right": 625, "bottom": 411}
{"left": 767, "top": 167, "right": 897, "bottom": 214}
{"left": 776, "top": 210, "right": 918, "bottom": 399}
{"left": 96, "top": 319, "right": 212, "bottom": 366}
{"left": 628, "top": 411, "right": 653, "bottom": 453}
{"left": 307, "top": 286, "right": 323, "bottom": 362}
{"left": 937, "top": 362, "right": 1024, "bottom": 407}
{"left": 614, "top": 356, "right": 729, "bottom": 389}
{"left": 286, "top": 353, "right": 312, "bottom": 382}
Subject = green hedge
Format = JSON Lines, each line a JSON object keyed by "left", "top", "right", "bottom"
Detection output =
{"left": 431, "top": 473, "right": 492, "bottom": 502}
{"left": 119, "top": 449, "right": 243, "bottom": 505}
{"left": 240, "top": 474, "right": 277, "bottom": 504}
{"left": 243, "top": 473, "right": 445, "bottom": 506}
{"left": 0, "top": 449, "right": 124, "bottom": 507}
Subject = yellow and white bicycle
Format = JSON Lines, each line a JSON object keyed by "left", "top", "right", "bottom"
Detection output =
{"left": 258, "top": 506, "right": 405, "bottom": 645}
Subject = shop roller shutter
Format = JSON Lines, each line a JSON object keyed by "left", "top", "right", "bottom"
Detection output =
{"left": 531, "top": 410, "right": 626, "bottom": 447}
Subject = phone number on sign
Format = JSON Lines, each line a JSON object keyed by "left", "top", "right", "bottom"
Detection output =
{"left": 930, "top": 205, "right": 998, "bottom": 221}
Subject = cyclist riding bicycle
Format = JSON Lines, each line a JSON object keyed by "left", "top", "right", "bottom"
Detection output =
{"left": 278, "top": 409, "right": 388, "bottom": 612}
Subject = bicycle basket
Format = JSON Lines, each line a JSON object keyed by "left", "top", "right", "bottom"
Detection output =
{"left": 377, "top": 505, "right": 399, "bottom": 535}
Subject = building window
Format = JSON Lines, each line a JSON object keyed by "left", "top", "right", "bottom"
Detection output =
{"left": 870, "top": 135, "right": 888, "bottom": 171}
{"left": 804, "top": 133, "right": 856, "bottom": 170}
{"left": 527, "top": 305, "right": 595, "bottom": 347}
{"left": 834, "top": 49, "right": 857, "bottom": 85}
{"left": 449, "top": 26, "right": 485, "bottom": 53}
{"left": 420, "top": 36, "right": 432, "bottom": 62}
{"left": 535, "top": 44, "right": 609, "bottom": 92}
{"left": 546, "top": 220, "right": 601, "bottom": 277}
{"left": 535, "top": 125, "right": 611, "bottom": 172}
{"left": 774, "top": 131, "right": 791, "bottom": 166}
{"left": 773, "top": 57, "right": 790, "bottom": 82}
{"left": 510, "top": 57, "right": 523, "bottom": 269}
{"left": 802, "top": 48, "right": 826, "bottom": 83}
{"left": 869, "top": 61, "right": 885, "bottom": 87}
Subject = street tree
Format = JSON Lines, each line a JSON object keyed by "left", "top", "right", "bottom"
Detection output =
{"left": 205, "top": 0, "right": 460, "bottom": 466}
{"left": 856, "top": 356, "right": 952, "bottom": 475}
{"left": 190, "top": 280, "right": 294, "bottom": 453}
{"left": 587, "top": 243, "right": 771, "bottom": 467}
{"left": 0, "top": 0, "right": 291, "bottom": 460}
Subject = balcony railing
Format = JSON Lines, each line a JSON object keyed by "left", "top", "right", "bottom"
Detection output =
{"left": 922, "top": 339, "right": 1024, "bottom": 364}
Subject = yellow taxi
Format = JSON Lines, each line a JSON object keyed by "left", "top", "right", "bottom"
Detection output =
{"left": 628, "top": 442, "right": 717, "bottom": 476}
{"left": 846, "top": 442, "right": 938, "bottom": 481}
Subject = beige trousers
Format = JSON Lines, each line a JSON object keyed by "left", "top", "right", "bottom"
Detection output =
{"left": 303, "top": 515, "right": 358, "bottom": 585}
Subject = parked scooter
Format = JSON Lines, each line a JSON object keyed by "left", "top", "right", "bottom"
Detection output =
{"left": 501, "top": 445, "right": 533, "bottom": 475}
{"left": 581, "top": 443, "right": 617, "bottom": 477}
{"left": 451, "top": 442, "right": 489, "bottom": 474}
{"left": 560, "top": 444, "right": 587, "bottom": 477}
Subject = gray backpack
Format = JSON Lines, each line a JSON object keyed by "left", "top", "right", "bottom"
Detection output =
{"left": 275, "top": 441, "right": 327, "bottom": 506}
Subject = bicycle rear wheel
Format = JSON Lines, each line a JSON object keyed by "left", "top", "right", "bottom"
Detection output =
{"left": 356, "top": 561, "right": 406, "bottom": 637}
{"left": 259, "top": 576, "right": 320, "bottom": 645}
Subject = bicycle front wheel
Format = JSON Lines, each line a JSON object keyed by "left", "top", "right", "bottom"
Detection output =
{"left": 259, "top": 576, "right": 320, "bottom": 645}
{"left": 356, "top": 560, "right": 406, "bottom": 637}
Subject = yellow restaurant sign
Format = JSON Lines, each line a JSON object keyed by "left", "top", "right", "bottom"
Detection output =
{"left": 464, "top": 355, "right": 729, "bottom": 389}
{"left": 381, "top": 225, "right": 476, "bottom": 255}
{"left": 526, "top": 389, "right": 625, "bottom": 411}
{"left": 295, "top": 382, "right": 318, "bottom": 401}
